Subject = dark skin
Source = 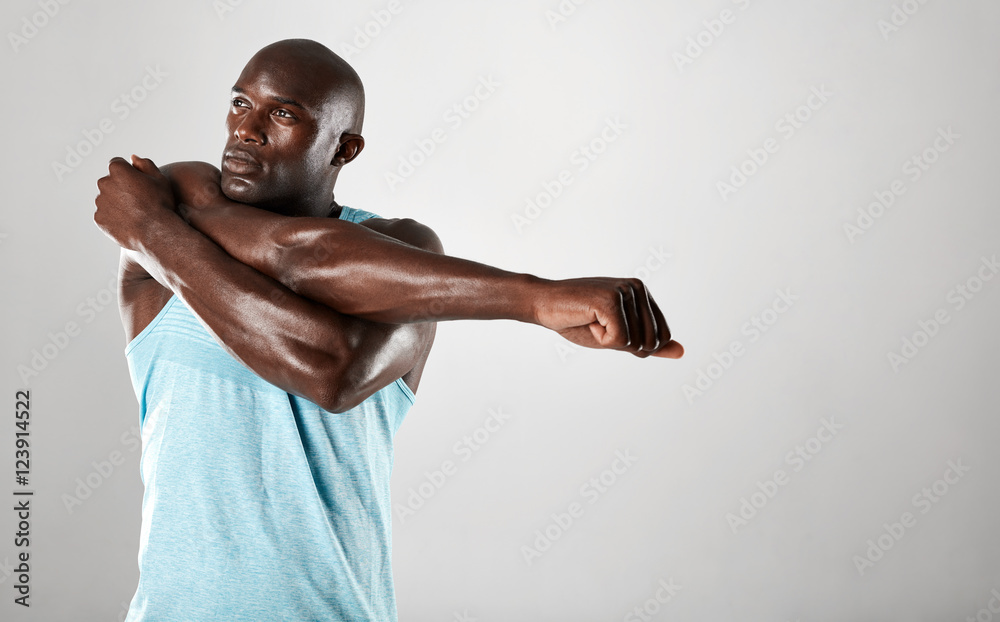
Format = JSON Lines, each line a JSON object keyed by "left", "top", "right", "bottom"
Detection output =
{"left": 93, "top": 39, "right": 683, "bottom": 414}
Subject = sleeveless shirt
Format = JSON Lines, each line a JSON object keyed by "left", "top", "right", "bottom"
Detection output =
{"left": 123, "top": 205, "right": 413, "bottom": 621}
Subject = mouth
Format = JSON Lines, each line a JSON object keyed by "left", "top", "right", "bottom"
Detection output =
{"left": 222, "top": 149, "right": 262, "bottom": 175}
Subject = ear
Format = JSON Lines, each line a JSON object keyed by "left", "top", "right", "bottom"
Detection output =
{"left": 332, "top": 133, "right": 365, "bottom": 166}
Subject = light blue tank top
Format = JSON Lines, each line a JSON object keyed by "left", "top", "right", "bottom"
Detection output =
{"left": 123, "top": 205, "right": 414, "bottom": 622}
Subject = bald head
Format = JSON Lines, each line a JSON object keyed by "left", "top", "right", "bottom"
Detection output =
{"left": 246, "top": 38, "right": 365, "bottom": 135}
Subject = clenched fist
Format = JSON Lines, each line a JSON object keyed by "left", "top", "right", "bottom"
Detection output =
{"left": 533, "top": 277, "right": 684, "bottom": 358}
{"left": 94, "top": 155, "right": 176, "bottom": 251}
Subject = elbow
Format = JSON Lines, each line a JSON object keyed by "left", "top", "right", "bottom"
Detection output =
{"left": 303, "top": 357, "right": 350, "bottom": 413}
{"left": 278, "top": 338, "right": 349, "bottom": 413}
{"left": 304, "top": 354, "right": 367, "bottom": 414}
{"left": 292, "top": 326, "right": 370, "bottom": 413}
{"left": 311, "top": 389, "right": 350, "bottom": 414}
{"left": 312, "top": 385, "right": 366, "bottom": 414}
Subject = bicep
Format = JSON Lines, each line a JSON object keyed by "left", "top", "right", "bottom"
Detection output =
{"left": 332, "top": 319, "right": 431, "bottom": 410}
{"left": 330, "top": 217, "right": 442, "bottom": 408}
{"left": 356, "top": 217, "right": 442, "bottom": 371}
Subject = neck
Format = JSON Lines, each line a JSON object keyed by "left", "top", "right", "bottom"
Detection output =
{"left": 259, "top": 186, "right": 339, "bottom": 218}
{"left": 327, "top": 199, "right": 342, "bottom": 219}
{"left": 254, "top": 172, "right": 342, "bottom": 218}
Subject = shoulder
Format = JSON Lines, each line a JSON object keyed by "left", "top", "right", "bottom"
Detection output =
{"left": 159, "top": 161, "right": 223, "bottom": 208}
{"left": 357, "top": 216, "right": 444, "bottom": 254}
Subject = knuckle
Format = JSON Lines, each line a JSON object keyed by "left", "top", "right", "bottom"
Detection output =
{"left": 611, "top": 331, "right": 629, "bottom": 349}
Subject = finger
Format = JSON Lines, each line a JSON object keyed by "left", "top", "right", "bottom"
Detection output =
{"left": 646, "top": 291, "right": 680, "bottom": 358}
{"left": 618, "top": 284, "right": 640, "bottom": 351}
{"left": 594, "top": 289, "right": 631, "bottom": 349}
{"left": 622, "top": 284, "right": 651, "bottom": 358}
{"left": 633, "top": 280, "right": 659, "bottom": 354}
{"left": 652, "top": 340, "right": 684, "bottom": 359}
{"left": 621, "top": 282, "right": 653, "bottom": 357}
{"left": 647, "top": 290, "right": 672, "bottom": 348}
{"left": 107, "top": 157, "right": 135, "bottom": 179}
{"left": 131, "top": 155, "right": 162, "bottom": 177}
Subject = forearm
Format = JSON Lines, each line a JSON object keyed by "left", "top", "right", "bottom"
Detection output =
{"left": 183, "top": 202, "right": 544, "bottom": 324}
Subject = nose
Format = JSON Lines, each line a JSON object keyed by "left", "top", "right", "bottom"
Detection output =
{"left": 233, "top": 109, "right": 267, "bottom": 145}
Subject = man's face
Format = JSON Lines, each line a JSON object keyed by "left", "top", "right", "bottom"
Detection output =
{"left": 220, "top": 54, "right": 341, "bottom": 213}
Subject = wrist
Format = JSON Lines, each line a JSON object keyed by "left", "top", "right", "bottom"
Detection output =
{"left": 517, "top": 273, "right": 550, "bottom": 325}
{"left": 179, "top": 199, "right": 224, "bottom": 229}
{"left": 135, "top": 208, "right": 189, "bottom": 257}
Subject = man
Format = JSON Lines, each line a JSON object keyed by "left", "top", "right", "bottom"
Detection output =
{"left": 93, "top": 39, "right": 683, "bottom": 621}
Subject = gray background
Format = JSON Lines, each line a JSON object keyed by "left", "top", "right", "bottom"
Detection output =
{"left": 1, "top": 0, "right": 998, "bottom": 620}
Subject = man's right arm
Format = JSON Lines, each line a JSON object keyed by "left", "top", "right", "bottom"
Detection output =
{"left": 169, "top": 162, "right": 683, "bottom": 358}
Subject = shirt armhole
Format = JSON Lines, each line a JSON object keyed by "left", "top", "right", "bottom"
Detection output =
{"left": 124, "top": 294, "right": 178, "bottom": 356}
{"left": 394, "top": 377, "right": 416, "bottom": 405}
